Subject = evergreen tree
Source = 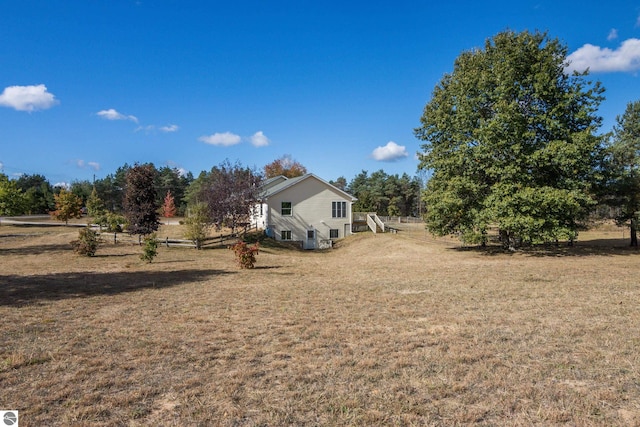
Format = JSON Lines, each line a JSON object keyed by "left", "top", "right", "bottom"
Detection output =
{"left": 123, "top": 163, "right": 160, "bottom": 236}
{"left": 161, "top": 190, "right": 177, "bottom": 219}
{"left": 16, "top": 174, "right": 55, "bottom": 214}
{"left": 86, "top": 186, "right": 106, "bottom": 218}
{"left": 605, "top": 100, "right": 640, "bottom": 246}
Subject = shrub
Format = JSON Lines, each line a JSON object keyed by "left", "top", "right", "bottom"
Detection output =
{"left": 70, "top": 227, "right": 101, "bottom": 256}
{"left": 140, "top": 234, "right": 158, "bottom": 263}
{"left": 230, "top": 241, "right": 259, "bottom": 269}
{"left": 94, "top": 211, "right": 126, "bottom": 232}
{"left": 184, "top": 202, "right": 211, "bottom": 249}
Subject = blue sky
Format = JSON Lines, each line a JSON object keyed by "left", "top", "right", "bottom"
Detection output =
{"left": 1, "top": 1, "right": 640, "bottom": 186}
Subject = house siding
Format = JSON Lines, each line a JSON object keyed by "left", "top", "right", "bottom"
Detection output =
{"left": 266, "top": 176, "right": 353, "bottom": 249}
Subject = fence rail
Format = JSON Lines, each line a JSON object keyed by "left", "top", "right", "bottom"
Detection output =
{"left": 100, "top": 230, "right": 247, "bottom": 249}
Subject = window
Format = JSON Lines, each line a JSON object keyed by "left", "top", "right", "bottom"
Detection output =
{"left": 332, "top": 201, "right": 346, "bottom": 218}
{"left": 330, "top": 229, "right": 339, "bottom": 238}
{"left": 281, "top": 230, "right": 292, "bottom": 240}
{"left": 281, "top": 201, "right": 292, "bottom": 216}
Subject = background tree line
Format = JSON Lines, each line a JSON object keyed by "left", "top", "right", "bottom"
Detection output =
{"left": 1, "top": 155, "right": 426, "bottom": 221}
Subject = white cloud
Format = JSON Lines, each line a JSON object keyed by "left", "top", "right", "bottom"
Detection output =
{"left": 198, "top": 132, "right": 242, "bottom": 146}
{"left": 0, "top": 84, "right": 58, "bottom": 112}
{"left": 371, "top": 141, "right": 409, "bottom": 162}
{"left": 75, "top": 159, "right": 101, "bottom": 171}
{"left": 566, "top": 38, "right": 640, "bottom": 73}
{"left": 607, "top": 29, "right": 618, "bottom": 41}
{"left": 97, "top": 108, "right": 138, "bottom": 123}
{"left": 54, "top": 182, "right": 71, "bottom": 189}
{"left": 250, "top": 131, "right": 270, "bottom": 147}
{"left": 159, "top": 124, "right": 179, "bottom": 133}
{"left": 135, "top": 125, "right": 155, "bottom": 133}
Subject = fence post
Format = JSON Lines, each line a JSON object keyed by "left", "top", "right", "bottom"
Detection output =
{"left": 166, "top": 237, "right": 169, "bottom": 248}
{"left": 114, "top": 232, "right": 117, "bottom": 244}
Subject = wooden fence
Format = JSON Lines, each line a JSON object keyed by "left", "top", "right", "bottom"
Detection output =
{"left": 103, "top": 229, "right": 249, "bottom": 249}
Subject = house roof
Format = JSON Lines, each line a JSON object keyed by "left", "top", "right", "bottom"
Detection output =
{"left": 260, "top": 173, "right": 357, "bottom": 201}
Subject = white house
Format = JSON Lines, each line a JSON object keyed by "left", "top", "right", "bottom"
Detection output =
{"left": 252, "top": 174, "right": 357, "bottom": 249}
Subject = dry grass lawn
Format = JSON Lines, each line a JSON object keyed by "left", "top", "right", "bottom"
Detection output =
{"left": 1, "top": 222, "right": 639, "bottom": 426}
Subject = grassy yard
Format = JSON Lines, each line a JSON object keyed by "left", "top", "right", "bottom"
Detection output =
{"left": 1, "top": 223, "right": 639, "bottom": 426}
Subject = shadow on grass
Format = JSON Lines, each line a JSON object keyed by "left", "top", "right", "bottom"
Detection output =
{"left": 450, "top": 238, "right": 640, "bottom": 257}
{"left": 0, "top": 243, "right": 73, "bottom": 256}
{"left": 0, "top": 269, "right": 233, "bottom": 306}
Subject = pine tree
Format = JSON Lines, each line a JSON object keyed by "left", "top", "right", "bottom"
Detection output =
{"left": 161, "top": 190, "right": 177, "bottom": 219}
{"left": 123, "top": 163, "right": 160, "bottom": 236}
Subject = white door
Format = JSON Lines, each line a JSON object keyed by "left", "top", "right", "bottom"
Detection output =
{"left": 306, "top": 229, "right": 316, "bottom": 250}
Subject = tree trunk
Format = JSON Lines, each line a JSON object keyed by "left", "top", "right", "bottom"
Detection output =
{"left": 499, "top": 229, "right": 516, "bottom": 251}
{"left": 631, "top": 218, "right": 638, "bottom": 247}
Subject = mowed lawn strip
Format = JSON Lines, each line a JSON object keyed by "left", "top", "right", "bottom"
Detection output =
{"left": 1, "top": 224, "right": 639, "bottom": 426}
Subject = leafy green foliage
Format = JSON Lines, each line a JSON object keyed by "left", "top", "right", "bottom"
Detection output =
{"left": 69, "top": 180, "right": 93, "bottom": 206}
{"left": 50, "top": 188, "right": 83, "bottom": 225}
{"left": 86, "top": 186, "right": 106, "bottom": 218}
{"left": 94, "top": 211, "right": 126, "bottom": 232}
{"left": 230, "top": 240, "right": 259, "bottom": 269}
{"left": 184, "top": 202, "right": 211, "bottom": 249}
{"left": 15, "top": 174, "right": 54, "bottom": 214}
{"left": 70, "top": 227, "right": 101, "bottom": 256}
{"left": 347, "top": 170, "right": 421, "bottom": 216}
{"left": 140, "top": 233, "right": 158, "bottom": 263}
{"left": 604, "top": 100, "right": 640, "bottom": 246}
{"left": 0, "top": 173, "right": 26, "bottom": 216}
{"left": 415, "top": 30, "right": 605, "bottom": 247}
{"left": 123, "top": 163, "right": 160, "bottom": 236}
{"left": 155, "top": 166, "right": 193, "bottom": 216}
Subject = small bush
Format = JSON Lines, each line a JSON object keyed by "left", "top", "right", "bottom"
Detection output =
{"left": 230, "top": 241, "right": 259, "bottom": 269}
{"left": 94, "top": 211, "right": 126, "bottom": 232}
{"left": 140, "top": 234, "right": 158, "bottom": 263}
{"left": 70, "top": 227, "right": 101, "bottom": 256}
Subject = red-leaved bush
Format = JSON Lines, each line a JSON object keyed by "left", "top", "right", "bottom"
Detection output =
{"left": 230, "top": 241, "right": 259, "bottom": 269}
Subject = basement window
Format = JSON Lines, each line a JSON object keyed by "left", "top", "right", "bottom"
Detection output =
{"left": 281, "top": 230, "right": 292, "bottom": 240}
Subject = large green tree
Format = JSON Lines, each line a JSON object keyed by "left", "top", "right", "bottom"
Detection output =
{"left": 415, "top": 30, "right": 605, "bottom": 248}
{"left": 605, "top": 100, "right": 640, "bottom": 246}
{"left": 0, "top": 173, "right": 26, "bottom": 216}
{"left": 15, "top": 174, "right": 54, "bottom": 214}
